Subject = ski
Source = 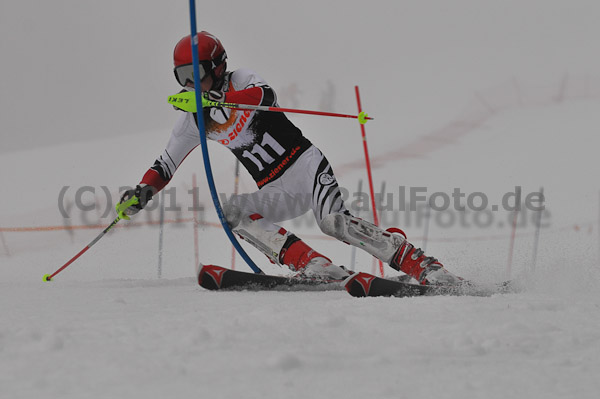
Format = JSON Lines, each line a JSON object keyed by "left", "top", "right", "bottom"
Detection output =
{"left": 197, "top": 264, "right": 345, "bottom": 291}
{"left": 344, "top": 272, "right": 518, "bottom": 298}
{"left": 198, "top": 265, "right": 518, "bottom": 296}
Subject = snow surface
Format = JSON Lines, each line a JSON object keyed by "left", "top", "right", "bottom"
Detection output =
{"left": 2, "top": 1, "right": 600, "bottom": 398}
{"left": 4, "top": 281, "right": 600, "bottom": 399}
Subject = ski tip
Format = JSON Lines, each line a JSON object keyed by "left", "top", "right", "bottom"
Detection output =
{"left": 344, "top": 272, "right": 377, "bottom": 297}
{"left": 43, "top": 274, "right": 52, "bottom": 282}
{"left": 198, "top": 264, "right": 228, "bottom": 290}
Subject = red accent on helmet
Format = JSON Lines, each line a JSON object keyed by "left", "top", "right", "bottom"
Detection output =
{"left": 173, "top": 31, "right": 227, "bottom": 82}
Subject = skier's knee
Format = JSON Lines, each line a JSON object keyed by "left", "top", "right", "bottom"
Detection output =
{"left": 319, "top": 212, "right": 345, "bottom": 239}
{"left": 222, "top": 202, "right": 242, "bottom": 228}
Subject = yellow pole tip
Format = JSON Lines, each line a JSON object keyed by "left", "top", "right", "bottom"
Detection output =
{"left": 43, "top": 274, "right": 52, "bottom": 282}
{"left": 358, "top": 111, "right": 369, "bottom": 125}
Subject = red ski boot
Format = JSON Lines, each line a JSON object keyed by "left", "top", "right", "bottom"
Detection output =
{"left": 387, "top": 228, "right": 463, "bottom": 285}
{"left": 280, "top": 237, "right": 349, "bottom": 280}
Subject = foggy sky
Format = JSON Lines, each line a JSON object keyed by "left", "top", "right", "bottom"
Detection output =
{"left": 2, "top": 0, "right": 599, "bottom": 154}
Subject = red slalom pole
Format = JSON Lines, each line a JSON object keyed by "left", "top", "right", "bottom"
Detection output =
{"left": 355, "top": 85, "right": 385, "bottom": 277}
{"left": 43, "top": 215, "right": 122, "bottom": 281}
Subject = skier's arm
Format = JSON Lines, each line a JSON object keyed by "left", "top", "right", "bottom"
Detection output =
{"left": 223, "top": 68, "right": 278, "bottom": 107}
{"left": 142, "top": 113, "right": 200, "bottom": 193}
{"left": 117, "top": 113, "right": 200, "bottom": 217}
{"left": 203, "top": 84, "right": 276, "bottom": 124}
{"left": 222, "top": 85, "right": 277, "bottom": 107}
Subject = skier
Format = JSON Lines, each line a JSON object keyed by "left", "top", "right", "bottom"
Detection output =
{"left": 117, "top": 31, "right": 462, "bottom": 285}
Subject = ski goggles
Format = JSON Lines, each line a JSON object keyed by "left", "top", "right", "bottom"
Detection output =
{"left": 174, "top": 62, "right": 210, "bottom": 87}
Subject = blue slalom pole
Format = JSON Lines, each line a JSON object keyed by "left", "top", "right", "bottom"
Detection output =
{"left": 188, "top": 0, "right": 263, "bottom": 274}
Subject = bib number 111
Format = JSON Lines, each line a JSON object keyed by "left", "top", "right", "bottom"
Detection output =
{"left": 241, "top": 133, "right": 285, "bottom": 171}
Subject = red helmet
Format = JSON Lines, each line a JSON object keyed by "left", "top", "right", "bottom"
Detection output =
{"left": 173, "top": 31, "right": 227, "bottom": 88}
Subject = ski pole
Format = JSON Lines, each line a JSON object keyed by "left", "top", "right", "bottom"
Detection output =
{"left": 168, "top": 91, "right": 373, "bottom": 124}
{"left": 43, "top": 196, "right": 138, "bottom": 281}
{"left": 157, "top": 190, "right": 165, "bottom": 279}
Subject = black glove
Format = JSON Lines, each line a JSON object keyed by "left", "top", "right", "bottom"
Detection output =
{"left": 203, "top": 90, "right": 231, "bottom": 123}
{"left": 203, "top": 90, "right": 226, "bottom": 105}
{"left": 117, "top": 184, "right": 154, "bottom": 219}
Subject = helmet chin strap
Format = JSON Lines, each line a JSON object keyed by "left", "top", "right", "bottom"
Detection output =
{"left": 210, "top": 62, "right": 227, "bottom": 90}
{"left": 210, "top": 74, "right": 222, "bottom": 90}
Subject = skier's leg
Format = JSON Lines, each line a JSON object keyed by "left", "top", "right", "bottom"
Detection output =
{"left": 320, "top": 212, "right": 401, "bottom": 264}
{"left": 297, "top": 147, "right": 461, "bottom": 285}
{"left": 224, "top": 207, "right": 348, "bottom": 278}
{"left": 298, "top": 149, "right": 399, "bottom": 263}
{"left": 222, "top": 176, "right": 348, "bottom": 279}
{"left": 320, "top": 212, "right": 462, "bottom": 285}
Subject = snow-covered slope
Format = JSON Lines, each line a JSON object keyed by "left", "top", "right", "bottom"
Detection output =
{"left": 4, "top": 281, "right": 599, "bottom": 399}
